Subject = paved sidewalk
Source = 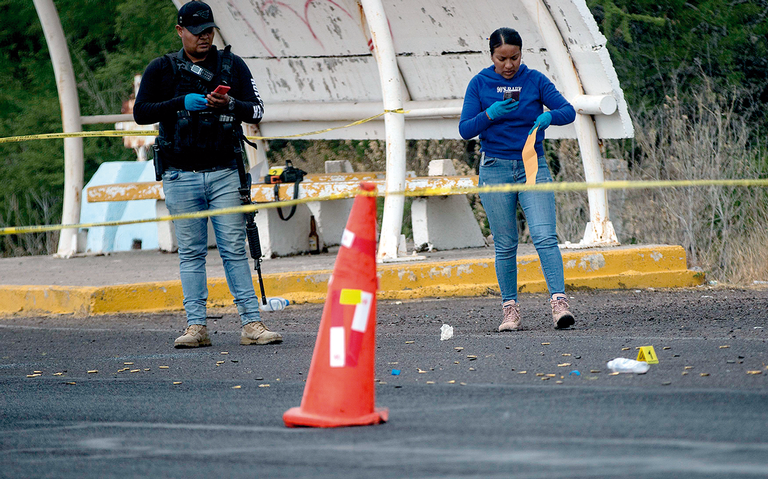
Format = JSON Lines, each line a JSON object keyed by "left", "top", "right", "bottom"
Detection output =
{"left": 0, "top": 243, "right": 704, "bottom": 316}
{"left": 0, "top": 244, "right": 498, "bottom": 287}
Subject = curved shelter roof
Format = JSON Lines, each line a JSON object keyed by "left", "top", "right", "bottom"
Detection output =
{"left": 201, "top": 0, "right": 633, "bottom": 141}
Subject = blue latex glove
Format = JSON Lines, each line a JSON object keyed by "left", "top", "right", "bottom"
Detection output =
{"left": 184, "top": 93, "right": 208, "bottom": 111}
{"left": 485, "top": 98, "right": 519, "bottom": 120}
{"left": 529, "top": 112, "right": 552, "bottom": 134}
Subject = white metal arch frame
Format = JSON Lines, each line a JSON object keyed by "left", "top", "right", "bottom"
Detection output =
{"left": 359, "top": 0, "right": 406, "bottom": 261}
{"left": 364, "top": 0, "right": 622, "bottom": 258}
{"left": 34, "top": 0, "right": 84, "bottom": 258}
{"left": 520, "top": 0, "right": 618, "bottom": 246}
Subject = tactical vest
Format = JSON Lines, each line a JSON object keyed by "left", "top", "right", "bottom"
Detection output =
{"left": 157, "top": 46, "right": 243, "bottom": 163}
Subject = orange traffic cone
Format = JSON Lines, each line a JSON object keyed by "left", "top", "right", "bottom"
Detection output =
{"left": 283, "top": 182, "right": 388, "bottom": 428}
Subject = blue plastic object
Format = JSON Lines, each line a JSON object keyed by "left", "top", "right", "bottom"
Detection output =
{"left": 569, "top": 370, "right": 581, "bottom": 376}
{"left": 80, "top": 161, "right": 159, "bottom": 253}
{"left": 391, "top": 369, "right": 401, "bottom": 376}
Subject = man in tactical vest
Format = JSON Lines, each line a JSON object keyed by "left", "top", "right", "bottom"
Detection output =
{"left": 134, "top": 1, "right": 282, "bottom": 348}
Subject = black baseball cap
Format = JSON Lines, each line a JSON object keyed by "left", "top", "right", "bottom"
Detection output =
{"left": 178, "top": 1, "right": 217, "bottom": 35}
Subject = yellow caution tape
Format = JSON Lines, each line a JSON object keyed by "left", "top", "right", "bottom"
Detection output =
{"left": 0, "top": 109, "right": 409, "bottom": 144}
{"left": 1, "top": 108, "right": 766, "bottom": 236}
{"left": 405, "top": 178, "right": 768, "bottom": 197}
{"left": 0, "top": 189, "right": 367, "bottom": 235}
{"left": 0, "top": 130, "right": 158, "bottom": 143}
{"left": 2, "top": 178, "right": 768, "bottom": 236}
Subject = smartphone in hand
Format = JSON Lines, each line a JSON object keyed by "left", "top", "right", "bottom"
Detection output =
{"left": 503, "top": 90, "right": 520, "bottom": 101}
{"left": 213, "top": 85, "right": 230, "bottom": 95}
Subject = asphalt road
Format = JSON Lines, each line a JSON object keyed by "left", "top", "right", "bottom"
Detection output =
{"left": 1, "top": 288, "right": 767, "bottom": 478}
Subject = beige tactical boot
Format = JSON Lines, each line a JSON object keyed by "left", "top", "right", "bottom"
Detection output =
{"left": 551, "top": 295, "right": 575, "bottom": 329}
{"left": 174, "top": 324, "right": 212, "bottom": 348}
{"left": 240, "top": 321, "right": 283, "bottom": 345}
{"left": 498, "top": 300, "right": 522, "bottom": 331}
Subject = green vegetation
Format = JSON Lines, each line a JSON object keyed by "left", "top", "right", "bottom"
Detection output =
{"left": 590, "top": 0, "right": 768, "bottom": 102}
{"left": 0, "top": 0, "right": 178, "bottom": 254}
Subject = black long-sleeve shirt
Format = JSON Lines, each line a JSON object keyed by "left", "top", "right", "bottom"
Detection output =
{"left": 133, "top": 46, "right": 264, "bottom": 170}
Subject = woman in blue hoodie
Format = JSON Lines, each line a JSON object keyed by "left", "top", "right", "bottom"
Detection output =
{"left": 459, "top": 27, "right": 576, "bottom": 332}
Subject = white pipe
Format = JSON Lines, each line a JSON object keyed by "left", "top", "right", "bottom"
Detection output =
{"left": 265, "top": 100, "right": 462, "bottom": 122}
{"left": 571, "top": 95, "right": 617, "bottom": 116}
{"left": 82, "top": 100, "right": 464, "bottom": 126}
{"left": 404, "top": 106, "right": 463, "bottom": 118}
{"left": 519, "top": 0, "right": 617, "bottom": 245}
{"left": 34, "top": 0, "right": 84, "bottom": 257}
{"left": 81, "top": 114, "right": 135, "bottom": 125}
{"left": 360, "top": 0, "right": 406, "bottom": 261}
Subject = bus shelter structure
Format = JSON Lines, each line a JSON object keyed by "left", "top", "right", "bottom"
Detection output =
{"left": 38, "top": 0, "right": 633, "bottom": 260}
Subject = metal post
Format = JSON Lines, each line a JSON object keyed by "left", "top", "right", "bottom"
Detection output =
{"left": 520, "top": 0, "right": 618, "bottom": 246}
{"left": 360, "top": 0, "right": 407, "bottom": 262}
{"left": 34, "top": 0, "right": 84, "bottom": 257}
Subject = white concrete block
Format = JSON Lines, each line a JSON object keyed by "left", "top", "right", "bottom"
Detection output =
{"left": 156, "top": 201, "right": 176, "bottom": 253}
{"left": 427, "top": 159, "right": 456, "bottom": 176}
{"left": 255, "top": 205, "right": 313, "bottom": 258}
{"left": 412, "top": 196, "right": 485, "bottom": 250}
{"left": 75, "top": 230, "right": 88, "bottom": 254}
{"left": 398, "top": 234, "right": 407, "bottom": 256}
{"left": 411, "top": 159, "right": 485, "bottom": 251}
{"left": 324, "top": 160, "right": 354, "bottom": 173}
{"left": 307, "top": 200, "right": 352, "bottom": 247}
{"left": 80, "top": 161, "right": 158, "bottom": 253}
{"left": 310, "top": 159, "right": 356, "bottom": 246}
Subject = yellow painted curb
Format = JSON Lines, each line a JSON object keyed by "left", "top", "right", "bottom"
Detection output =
{"left": 0, "top": 285, "right": 98, "bottom": 316}
{"left": 0, "top": 245, "right": 704, "bottom": 317}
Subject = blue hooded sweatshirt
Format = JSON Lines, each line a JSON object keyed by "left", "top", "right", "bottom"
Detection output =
{"left": 459, "top": 64, "right": 575, "bottom": 160}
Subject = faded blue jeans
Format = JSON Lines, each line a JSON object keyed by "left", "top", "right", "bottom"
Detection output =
{"left": 478, "top": 155, "right": 565, "bottom": 303}
{"left": 162, "top": 167, "right": 261, "bottom": 327}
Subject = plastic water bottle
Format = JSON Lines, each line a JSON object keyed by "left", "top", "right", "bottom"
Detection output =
{"left": 259, "top": 297, "right": 290, "bottom": 312}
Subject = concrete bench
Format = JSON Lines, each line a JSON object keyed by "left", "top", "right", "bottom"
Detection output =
{"left": 411, "top": 159, "right": 486, "bottom": 251}
{"left": 85, "top": 161, "right": 485, "bottom": 257}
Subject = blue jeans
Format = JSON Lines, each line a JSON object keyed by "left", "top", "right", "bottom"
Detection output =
{"left": 478, "top": 155, "right": 565, "bottom": 303}
{"left": 162, "top": 167, "right": 261, "bottom": 327}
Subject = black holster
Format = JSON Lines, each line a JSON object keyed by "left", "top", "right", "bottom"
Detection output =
{"left": 152, "top": 142, "right": 164, "bottom": 181}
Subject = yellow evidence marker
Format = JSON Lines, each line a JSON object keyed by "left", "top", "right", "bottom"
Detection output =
{"left": 636, "top": 346, "right": 659, "bottom": 364}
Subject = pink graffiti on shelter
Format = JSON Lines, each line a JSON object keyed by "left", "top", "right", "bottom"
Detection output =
{"left": 225, "top": 0, "right": 356, "bottom": 58}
